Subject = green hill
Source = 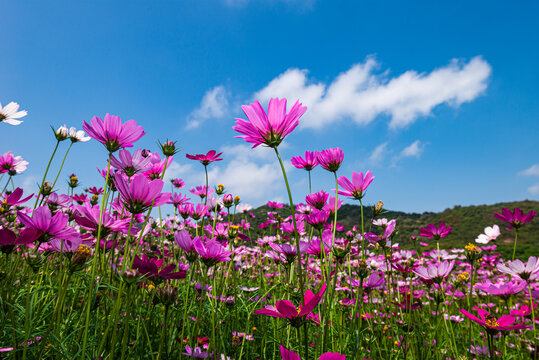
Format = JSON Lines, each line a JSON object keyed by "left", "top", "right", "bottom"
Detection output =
{"left": 246, "top": 200, "right": 538, "bottom": 259}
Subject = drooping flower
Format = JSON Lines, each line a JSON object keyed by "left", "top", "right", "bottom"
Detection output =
{"left": 497, "top": 256, "right": 539, "bottom": 281}
{"left": 233, "top": 98, "right": 307, "bottom": 148}
{"left": 254, "top": 283, "right": 327, "bottom": 327}
{"left": 113, "top": 173, "right": 170, "bottom": 214}
{"left": 475, "top": 224, "right": 501, "bottom": 244}
{"left": 316, "top": 148, "right": 344, "bottom": 172}
{"left": 0, "top": 101, "right": 27, "bottom": 125}
{"left": 351, "top": 272, "right": 385, "bottom": 291}
{"left": 494, "top": 207, "right": 536, "bottom": 229}
{"left": 279, "top": 345, "right": 346, "bottom": 360}
{"left": 419, "top": 222, "right": 452, "bottom": 240}
{"left": 460, "top": 308, "right": 528, "bottom": 333}
{"left": 291, "top": 151, "right": 318, "bottom": 171}
{"left": 174, "top": 230, "right": 199, "bottom": 261}
{"left": 132, "top": 254, "right": 186, "bottom": 282}
{"left": 337, "top": 171, "right": 374, "bottom": 200}
{"left": 82, "top": 113, "right": 145, "bottom": 153}
{"left": 413, "top": 260, "right": 455, "bottom": 283}
{"left": 186, "top": 150, "right": 223, "bottom": 165}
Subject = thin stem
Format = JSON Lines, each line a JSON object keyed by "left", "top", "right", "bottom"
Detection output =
{"left": 512, "top": 229, "right": 519, "bottom": 261}
{"left": 34, "top": 139, "right": 61, "bottom": 209}
{"left": 50, "top": 141, "right": 73, "bottom": 190}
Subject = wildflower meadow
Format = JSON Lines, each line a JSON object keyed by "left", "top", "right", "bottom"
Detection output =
{"left": 0, "top": 97, "right": 537, "bottom": 360}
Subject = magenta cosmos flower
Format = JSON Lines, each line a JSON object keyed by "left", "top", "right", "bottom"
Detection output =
{"left": 73, "top": 204, "right": 135, "bottom": 237}
{"left": 316, "top": 148, "right": 344, "bottom": 172}
{"left": 0, "top": 151, "right": 29, "bottom": 175}
{"left": 475, "top": 280, "right": 527, "bottom": 298}
{"left": 113, "top": 173, "right": 170, "bottom": 214}
{"left": 413, "top": 260, "right": 455, "bottom": 283}
{"left": 82, "top": 113, "right": 145, "bottom": 153}
{"left": 18, "top": 206, "right": 79, "bottom": 243}
{"left": 193, "top": 238, "right": 231, "bottom": 267}
{"left": 337, "top": 171, "right": 374, "bottom": 200}
{"left": 280, "top": 345, "right": 346, "bottom": 360}
{"left": 254, "top": 283, "right": 327, "bottom": 327}
{"left": 132, "top": 254, "right": 186, "bottom": 283}
{"left": 233, "top": 98, "right": 307, "bottom": 148}
{"left": 419, "top": 222, "right": 452, "bottom": 240}
{"left": 0, "top": 228, "right": 38, "bottom": 254}
{"left": 110, "top": 148, "right": 152, "bottom": 177}
{"left": 459, "top": 308, "right": 528, "bottom": 334}
{"left": 494, "top": 207, "right": 536, "bottom": 229}
{"left": 497, "top": 256, "right": 539, "bottom": 281}
{"left": 1, "top": 188, "right": 33, "bottom": 212}
{"left": 186, "top": 150, "right": 223, "bottom": 166}
{"left": 290, "top": 151, "right": 318, "bottom": 170}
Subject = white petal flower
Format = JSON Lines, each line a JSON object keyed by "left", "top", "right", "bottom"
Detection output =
{"left": 475, "top": 224, "right": 501, "bottom": 244}
{"left": 69, "top": 127, "right": 91, "bottom": 142}
{"left": 0, "top": 101, "right": 27, "bottom": 125}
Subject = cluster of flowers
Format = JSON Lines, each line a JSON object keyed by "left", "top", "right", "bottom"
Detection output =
{"left": 0, "top": 97, "right": 537, "bottom": 360}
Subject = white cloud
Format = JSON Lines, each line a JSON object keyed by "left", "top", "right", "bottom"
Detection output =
{"left": 520, "top": 164, "right": 539, "bottom": 177}
{"left": 186, "top": 86, "right": 229, "bottom": 130}
{"left": 369, "top": 142, "right": 388, "bottom": 164}
{"left": 528, "top": 183, "right": 539, "bottom": 195}
{"left": 254, "top": 56, "right": 491, "bottom": 130}
{"left": 400, "top": 140, "right": 425, "bottom": 158}
{"left": 19, "top": 174, "right": 38, "bottom": 196}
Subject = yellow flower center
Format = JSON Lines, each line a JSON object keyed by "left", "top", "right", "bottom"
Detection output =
{"left": 485, "top": 318, "right": 499, "bottom": 327}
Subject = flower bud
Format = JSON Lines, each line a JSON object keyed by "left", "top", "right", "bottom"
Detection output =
{"left": 54, "top": 125, "right": 69, "bottom": 141}
{"left": 159, "top": 139, "right": 180, "bottom": 157}
{"left": 215, "top": 184, "right": 225, "bottom": 195}
{"left": 70, "top": 244, "right": 92, "bottom": 272}
{"left": 223, "top": 194, "right": 234, "bottom": 208}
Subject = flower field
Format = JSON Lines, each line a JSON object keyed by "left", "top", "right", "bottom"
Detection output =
{"left": 0, "top": 98, "right": 537, "bottom": 359}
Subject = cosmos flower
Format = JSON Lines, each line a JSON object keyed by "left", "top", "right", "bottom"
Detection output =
{"left": 413, "top": 260, "right": 455, "bottom": 283}
{"left": 182, "top": 346, "right": 212, "bottom": 358}
{"left": 68, "top": 127, "right": 91, "bottom": 143}
{"left": 290, "top": 151, "right": 318, "bottom": 171}
{"left": 475, "top": 280, "right": 527, "bottom": 297}
{"left": 190, "top": 185, "right": 214, "bottom": 200}
{"left": 475, "top": 224, "right": 501, "bottom": 244}
{"left": 0, "top": 151, "right": 29, "bottom": 175}
{"left": 1, "top": 188, "right": 33, "bottom": 212}
{"left": 0, "top": 101, "right": 27, "bottom": 125}
{"left": 0, "top": 228, "right": 38, "bottom": 254}
{"left": 17, "top": 206, "right": 79, "bottom": 243}
{"left": 337, "top": 171, "right": 374, "bottom": 200}
{"left": 82, "top": 113, "right": 145, "bottom": 153}
{"left": 113, "top": 173, "right": 170, "bottom": 214}
{"left": 132, "top": 254, "right": 186, "bottom": 282}
{"left": 193, "top": 238, "right": 232, "bottom": 266}
{"left": 110, "top": 149, "right": 152, "bottom": 177}
{"left": 494, "top": 207, "right": 536, "bottom": 229}
{"left": 280, "top": 345, "right": 346, "bottom": 360}
{"left": 254, "top": 283, "right": 327, "bottom": 327}
{"left": 316, "top": 148, "right": 344, "bottom": 172}
{"left": 233, "top": 97, "right": 307, "bottom": 148}
{"left": 460, "top": 308, "right": 528, "bottom": 333}
{"left": 305, "top": 190, "right": 329, "bottom": 210}
{"left": 419, "top": 222, "right": 452, "bottom": 240}
{"left": 186, "top": 150, "right": 223, "bottom": 165}
{"left": 497, "top": 256, "right": 539, "bottom": 281}
{"left": 73, "top": 204, "right": 136, "bottom": 237}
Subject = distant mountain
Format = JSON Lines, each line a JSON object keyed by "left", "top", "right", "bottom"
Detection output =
{"left": 246, "top": 200, "right": 538, "bottom": 259}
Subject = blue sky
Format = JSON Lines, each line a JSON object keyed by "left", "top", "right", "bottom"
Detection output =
{"left": 1, "top": 0, "right": 538, "bottom": 213}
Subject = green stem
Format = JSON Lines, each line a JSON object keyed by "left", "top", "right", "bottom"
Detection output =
{"left": 512, "top": 229, "right": 519, "bottom": 261}
{"left": 34, "top": 139, "right": 61, "bottom": 209}
{"left": 50, "top": 142, "right": 73, "bottom": 190}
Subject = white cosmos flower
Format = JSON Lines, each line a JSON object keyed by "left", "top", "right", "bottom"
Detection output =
{"left": 373, "top": 218, "right": 389, "bottom": 226}
{"left": 475, "top": 224, "right": 501, "bottom": 244}
{"left": 68, "top": 127, "right": 91, "bottom": 142}
{"left": 0, "top": 101, "right": 27, "bottom": 125}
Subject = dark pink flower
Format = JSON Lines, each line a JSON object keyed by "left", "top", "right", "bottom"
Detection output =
{"left": 291, "top": 151, "right": 318, "bottom": 170}
{"left": 279, "top": 345, "right": 346, "bottom": 360}
{"left": 494, "top": 207, "right": 536, "bottom": 229}
{"left": 0, "top": 228, "right": 38, "bottom": 254}
{"left": 186, "top": 150, "right": 223, "bottom": 166}
{"left": 337, "top": 171, "right": 374, "bottom": 200}
{"left": 254, "top": 283, "right": 326, "bottom": 327}
{"left": 82, "top": 113, "right": 145, "bottom": 153}
{"left": 233, "top": 98, "right": 307, "bottom": 148}
{"left": 18, "top": 206, "right": 79, "bottom": 243}
{"left": 1, "top": 187, "right": 33, "bottom": 211}
{"left": 110, "top": 148, "right": 152, "bottom": 177}
{"left": 419, "top": 222, "right": 452, "bottom": 240}
{"left": 113, "top": 173, "right": 170, "bottom": 214}
{"left": 193, "top": 238, "right": 231, "bottom": 266}
{"left": 132, "top": 254, "right": 186, "bottom": 282}
{"left": 316, "top": 148, "right": 344, "bottom": 172}
{"left": 73, "top": 204, "right": 136, "bottom": 237}
{"left": 305, "top": 190, "right": 329, "bottom": 210}
{"left": 460, "top": 308, "right": 528, "bottom": 333}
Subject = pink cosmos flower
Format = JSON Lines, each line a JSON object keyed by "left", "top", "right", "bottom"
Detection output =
{"left": 171, "top": 178, "right": 186, "bottom": 189}
{"left": 459, "top": 308, "right": 528, "bottom": 333}
{"left": 497, "top": 256, "right": 539, "bottom": 281}
{"left": 193, "top": 238, "right": 231, "bottom": 266}
{"left": 113, "top": 173, "right": 170, "bottom": 214}
{"left": 17, "top": 206, "right": 79, "bottom": 243}
{"left": 305, "top": 190, "right": 329, "bottom": 210}
{"left": 233, "top": 98, "right": 307, "bottom": 148}
{"left": 82, "top": 113, "right": 145, "bottom": 153}
{"left": 267, "top": 201, "right": 284, "bottom": 209}
{"left": 110, "top": 148, "right": 152, "bottom": 177}
{"left": 132, "top": 254, "right": 186, "bottom": 282}
{"left": 186, "top": 150, "right": 223, "bottom": 166}
{"left": 190, "top": 185, "right": 214, "bottom": 200}
{"left": 290, "top": 151, "right": 318, "bottom": 170}
{"left": 337, "top": 171, "right": 374, "bottom": 200}
{"left": 0, "top": 228, "right": 38, "bottom": 254}
{"left": 494, "top": 207, "right": 536, "bottom": 229}
{"left": 412, "top": 260, "right": 455, "bottom": 283}
{"left": 419, "top": 222, "right": 452, "bottom": 240}
{"left": 254, "top": 283, "right": 327, "bottom": 327}
{"left": 0, "top": 151, "right": 29, "bottom": 175}
{"left": 1, "top": 188, "right": 33, "bottom": 211}
{"left": 280, "top": 345, "right": 346, "bottom": 360}
{"left": 316, "top": 148, "right": 344, "bottom": 172}
{"left": 73, "top": 204, "right": 136, "bottom": 237}
{"left": 269, "top": 241, "right": 309, "bottom": 264}
{"left": 475, "top": 280, "right": 527, "bottom": 297}
{"left": 167, "top": 193, "right": 191, "bottom": 207}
